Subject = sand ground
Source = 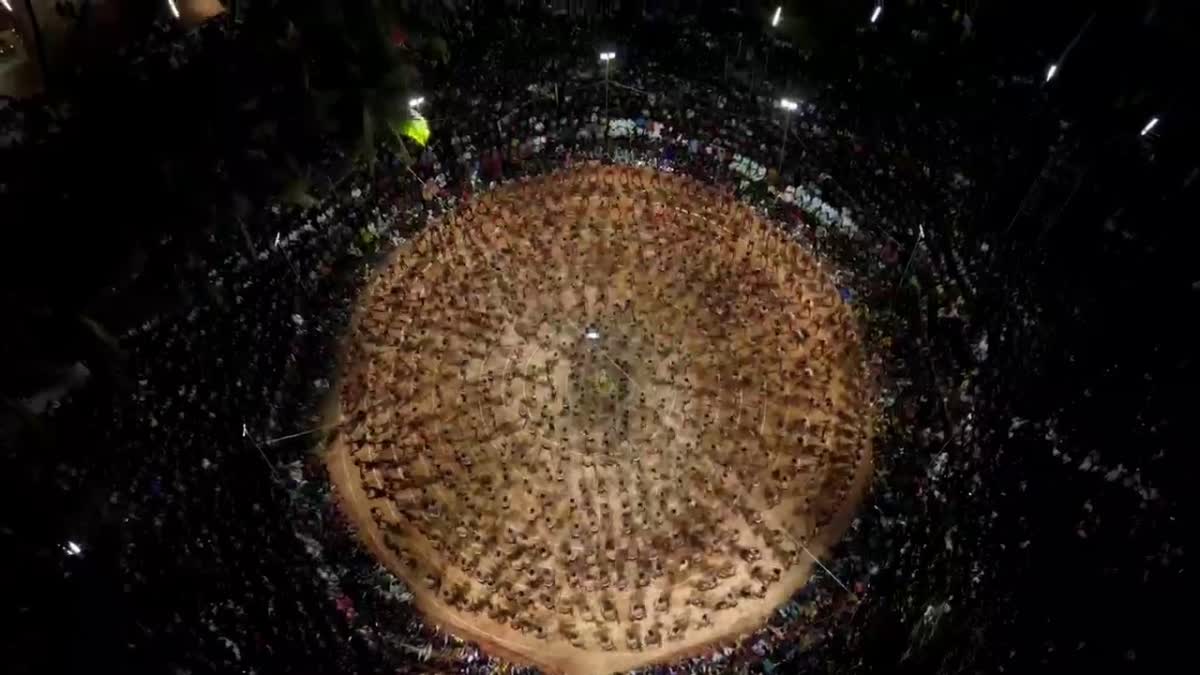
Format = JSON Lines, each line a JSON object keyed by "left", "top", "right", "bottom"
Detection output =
{"left": 325, "top": 165, "right": 875, "bottom": 674}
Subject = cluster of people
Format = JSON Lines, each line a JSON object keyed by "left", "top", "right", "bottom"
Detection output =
{"left": 9, "top": 5, "right": 1180, "bottom": 675}
{"left": 331, "top": 165, "right": 873, "bottom": 672}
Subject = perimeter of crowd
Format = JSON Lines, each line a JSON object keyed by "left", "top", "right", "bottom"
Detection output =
{"left": 8, "top": 5, "right": 1177, "bottom": 675}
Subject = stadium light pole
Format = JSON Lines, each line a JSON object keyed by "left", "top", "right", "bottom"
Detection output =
{"left": 778, "top": 98, "right": 799, "bottom": 175}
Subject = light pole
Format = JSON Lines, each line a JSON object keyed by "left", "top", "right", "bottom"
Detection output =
{"left": 727, "top": 32, "right": 744, "bottom": 82}
{"left": 1139, "top": 116, "right": 1159, "bottom": 137}
{"left": 764, "top": 7, "right": 781, "bottom": 83}
{"left": 599, "top": 51, "right": 615, "bottom": 146}
{"left": 1044, "top": 12, "right": 1095, "bottom": 85}
{"left": 899, "top": 224, "right": 924, "bottom": 290}
{"left": 778, "top": 98, "right": 798, "bottom": 175}
{"left": 600, "top": 51, "right": 615, "bottom": 123}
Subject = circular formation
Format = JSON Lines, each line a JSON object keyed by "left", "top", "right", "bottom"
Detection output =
{"left": 327, "top": 165, "right": 875, "bottom": 674}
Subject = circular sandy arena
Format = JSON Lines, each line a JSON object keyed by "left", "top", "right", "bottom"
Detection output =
{"left": 326, "top": 164, "right": 875, "bottom": 674}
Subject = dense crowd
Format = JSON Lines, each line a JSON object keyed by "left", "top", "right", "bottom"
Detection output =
{"left": 6, "top": 6, "right": 1183, "bottom": 675}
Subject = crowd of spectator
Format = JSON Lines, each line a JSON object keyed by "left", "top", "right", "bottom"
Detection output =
{"left": 5, "top": 5, "right": 1183, "bottom": 675}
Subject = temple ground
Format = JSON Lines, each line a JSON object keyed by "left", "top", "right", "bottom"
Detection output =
{"left": 325, "top": 165, "right": 875, "bottom": 674}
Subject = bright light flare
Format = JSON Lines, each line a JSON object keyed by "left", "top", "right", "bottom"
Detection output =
{"left": 1, "top": 0, "right": 13, "bottom": 13}
{"left": 585, "top": 329, "right": 601, "bottom": 340}
{"left": 772, "top": 7, "right": 782, "bottom": 27}
{"left": 65, "top": 541, "right": 83, "bottom": 556}
{"left": 1140, "top": 116, "right": 1159, "bottom": 136}
{"left": 870, "top": 5, "right": 882, "bottom": 23}
{"left": 779, "top": 98, "right": 799, "bottom": 111}
{"left": 166, "top": 0, "right": 180, "bottom": 19}
{"left": 599, "top": 51, "right": 616, "bottom": 62}
{"left": 1045, "top": 63, "right": 1058, "bottom": 82}
{"left": 408, "top": 96, "right": 425, "bottom": 109}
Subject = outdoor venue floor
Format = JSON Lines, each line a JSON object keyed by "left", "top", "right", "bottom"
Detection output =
{"left": 325, "top": 164, "right": 875, "bottom": 674}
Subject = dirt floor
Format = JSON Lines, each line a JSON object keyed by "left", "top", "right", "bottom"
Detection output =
{"left": 325, "top": 165, "right": 875, "bottom": 674}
